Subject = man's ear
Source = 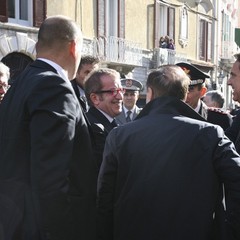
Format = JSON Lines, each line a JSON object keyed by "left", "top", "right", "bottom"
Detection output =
{"left": 146, "top": 87, "right": 153, "bottom": 103}
{"left": 69, "top": 40, "right": 77, "bottom": 58}
{"left": 90, "top": 93, "right": 100, "bottom": 106}
{"left": 200, "top": 86, "right": 207, "bottom": 97}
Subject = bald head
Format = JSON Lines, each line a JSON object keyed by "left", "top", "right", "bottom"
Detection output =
{"left": 36, "top": 15, "right": 82, "bottom": 52}
{"left": 146, "top": 65, "right": 190, "bottom": 102}
{"left": 36, "top": 15, "right": 83, "bottom": 80}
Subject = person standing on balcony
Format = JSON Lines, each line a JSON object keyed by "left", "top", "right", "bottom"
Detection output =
{"left": 71, "top": 55, "right": 100, "bottom": 112}
{"left": 0, "top": 62, "right": 10, "bottom": 103}
{"left": 167, "top": 38, "right": 175, "bottom": 50}
{"left": 177, "top": 62, "right": 232, "bottom": 130}
{"left": 116, "top": 78, "right": 143, "bottom": 125}
{"left": 0, "top": 16, "right": 97, "bottom": 240}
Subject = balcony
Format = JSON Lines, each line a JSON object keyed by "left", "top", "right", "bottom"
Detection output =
{"left": 152, "top": 48, "right": 187, "bottom": 68}
{"left": 82, "top": 36, "right": 146, "bottom": 67}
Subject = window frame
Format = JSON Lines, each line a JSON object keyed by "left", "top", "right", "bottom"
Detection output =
{"left": 8, "top": 0, "right": 33, "bottom": 26}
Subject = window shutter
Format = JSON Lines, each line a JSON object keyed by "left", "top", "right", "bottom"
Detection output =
{"left": 154, "top": 0, "right": 160, "bottom": 47}
{"left": 97, "top": 0, "right": 105, "bottom": 37}
{"left": 33, "top": 0, "right": 47, "bottom": 27}
{"left": 118, "top": 0, "right": 125, "bottom": 38}
{"left": 0, "top": 0, "right": 8, "bottom": 22}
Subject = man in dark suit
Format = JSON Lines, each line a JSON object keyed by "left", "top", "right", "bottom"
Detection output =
{"left": 0, "top": 16, "right": 96, "bottom": 240}
{"left": 97, "top": 65, "right": 240, "bottom": 240}
{"left": 71, "top": 55, "right": 100, "bottom": 112}
{"left": 177, "top": 62, "right": 232, "bottom": 130}
{"left": 226, "top": 53, "right": 240, "bottom": 153}
{"left": 85, "top": 68, "right": 124, "bottom": 172}
{"left": 116, "top": 78, "right": 143, "bottom": 125}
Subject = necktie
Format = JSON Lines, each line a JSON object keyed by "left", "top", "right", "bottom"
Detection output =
{"left": 126, "top": 111, "right": 132, "bottom": 122}
{"left": 111, "top": 118, "right": 118, "bottom": 128}
{"left": 80, "top": 95, "right": 88, "bottom": 112}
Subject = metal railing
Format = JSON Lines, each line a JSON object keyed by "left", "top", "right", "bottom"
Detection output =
{"left": 82, "top": 36, "right": 143, "bottom": 66}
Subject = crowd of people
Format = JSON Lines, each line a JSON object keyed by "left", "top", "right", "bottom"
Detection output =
{"left": 1, "top": 15, "right": 240, "bottom": 240}
{"left": 159, "top": 35, "right": 175, "bottom": 50}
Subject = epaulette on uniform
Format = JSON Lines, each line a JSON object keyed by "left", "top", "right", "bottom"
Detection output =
{"left": 208, "top": 107, "right": 228, "bottom": 115}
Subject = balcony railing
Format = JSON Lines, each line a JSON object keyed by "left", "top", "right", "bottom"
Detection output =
{"left": 82, "top": 36, "right": 143, "bottom": 66}
{"left": 152, "top": 48, "right": 187, "bottom": 68}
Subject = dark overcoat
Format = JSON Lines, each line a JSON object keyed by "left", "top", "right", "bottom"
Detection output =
{"left": 0, "top": 60, "right": 97, "bottom": 240}
{"left": 97, "top": 96, "right": 240, "bottom": 240}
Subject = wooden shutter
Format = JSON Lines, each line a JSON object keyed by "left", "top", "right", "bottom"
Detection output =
{"left": 118, "top": 0, "right": 125, "bottom": 38}
{"left": 154, "top": 0, "right": 159, "bottom": 48}
{"left": 33, "top": 0, "right": 47, "bottom": 27}
{"left": 0, "top": 0, "right": 8, "bottom": 22}
{"left": 97, "top": 0, "right": 106, "bottom": 37}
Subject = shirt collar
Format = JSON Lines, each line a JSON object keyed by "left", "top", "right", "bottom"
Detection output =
{"left": 37, "top": 58, "right": 69, "bottom": 81}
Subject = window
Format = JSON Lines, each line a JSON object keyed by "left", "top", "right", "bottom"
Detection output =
{"left": 97, "top": 0, "right": 125, "bottom": 38}
{"left": 8, "top": 0, "right": 33, "bottom": 26}
{"left": 0, "top": 0, "right": 46, "bottom": 27}
{"left": 199, "top": 19, "right": 212, "bottom": 61}
{"left": 155, "top": 1, "right": 175, "bottom": 47}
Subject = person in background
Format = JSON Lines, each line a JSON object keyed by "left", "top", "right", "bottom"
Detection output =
{"left": 116, "top": 78, "right": 143, "bottom": 125}
{"left": 0, "top": 62, "right": 10, "bottom": 103}
{"left": 159, "top": 36, "right": 167, "bottom": 48}
{"left": 71, "top": 55, "right": 100, "bottom": 112}
{"left": 203, "top": 90, "right": 225, "bottom": 108}
{"left": 167, "top": 38, "right": 175, "bottom": 50}
{"left": 177, "top": 62, "right": 232, "bottom": 130}
{"left": 85, "top": 68, "right": 124, "bottom": 172}
{"left": 97, "top": 65, "right": 240, "bottom": 240}
{"left": 0, "top": 16, "right": 96, "bottom": 240}
{"left": 225, "top": 53, "right": 240, "bottom": 154}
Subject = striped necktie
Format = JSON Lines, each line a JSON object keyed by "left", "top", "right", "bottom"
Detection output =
{"left": 126, "top": 110, "right": 132, "bottom": 122}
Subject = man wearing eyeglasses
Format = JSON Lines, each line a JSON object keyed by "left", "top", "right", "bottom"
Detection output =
{"left": 177, "top": 62, "right": 232, "bottom": 130}
{"left": 0, "top": 62, "right": 10, "bottom": 103}
{"left": 85, "top": 68, "right": 124, "bottom": 172}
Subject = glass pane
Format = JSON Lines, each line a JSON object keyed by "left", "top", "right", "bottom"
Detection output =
{"left": 8, "top": 0, "right": 15, "bottom": 18}
{"left": 20, "top": 0, "right": 28, "bottom": 20}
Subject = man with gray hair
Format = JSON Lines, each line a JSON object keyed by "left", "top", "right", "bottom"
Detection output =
{"left": 0, "top": 62, "right": 10, "bottom": 103}
{"left": 97, "top": 65, "right": 240, "bottom": 240}
{"left": 203, "top": 90, "right": 225, "bottom": 108}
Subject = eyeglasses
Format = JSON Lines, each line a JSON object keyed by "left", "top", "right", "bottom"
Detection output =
{"left": 94, "top": 88, "right": 125, "bottom": 97}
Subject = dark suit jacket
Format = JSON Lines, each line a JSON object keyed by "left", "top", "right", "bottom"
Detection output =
{"left": 0, "top": 60, "right": 97, "bottom": 240}
{"left": 71, "top": 79, "right": 89, "bottom": 112}
{"left": 86, "top": 107, "right": 116, "bottom": 173}
{"left": 97, "top": 96, "right": 240, "bottom": 240}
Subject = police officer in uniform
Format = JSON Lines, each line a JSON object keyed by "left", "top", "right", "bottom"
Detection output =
{"left": 177, "top": 62, "right": 232, "bottom": 130}
{"left": 116, "top": 78, "right": 143, "bottom": 125}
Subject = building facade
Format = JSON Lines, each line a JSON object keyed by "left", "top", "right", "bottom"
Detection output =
{"left": 0, "top": 0, "right": 239, "bottom": 106}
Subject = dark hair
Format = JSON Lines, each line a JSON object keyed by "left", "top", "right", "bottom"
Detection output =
{"left": 78, "top": 55, "right": 100, "bottom": 71}
{"left": 147, "top": 65, "right": 190, "bottom": 100}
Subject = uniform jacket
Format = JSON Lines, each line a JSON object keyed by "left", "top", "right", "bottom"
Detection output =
{"left": 86, "top": 107, "right": 116, "bottom": 172}
{"left": 0, "top": 60, "right": 97, "bottom": 240}
{"left": 115, "top": 105, "right": 142, "bottom": 125}
{"left": 97, "top": 96, "right": 240, "bottom": 240}
{"left": 199, "top": 100, "right": 232, "bottom": 130}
